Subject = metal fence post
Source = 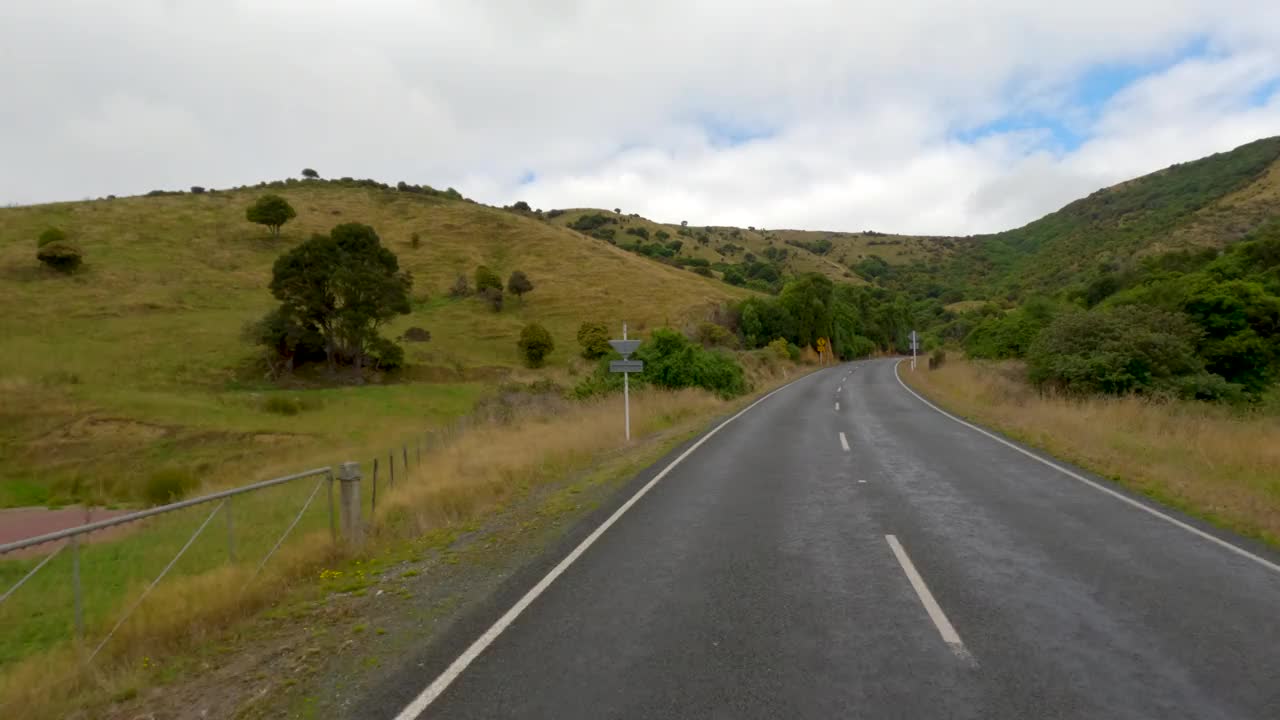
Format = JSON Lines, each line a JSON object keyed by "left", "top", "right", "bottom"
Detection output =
{"left": 416, "top": 438, "right": 421, "bottom": 466}
{"left": 337, "top": 462, "right": 363, "bottom": 547}
{"left": 371, "top": 457, "right": 379, "bottom": 515}
{"left": 225, "top": 496, "right": 236, "bottom": 562}
{"left": 389, "top": 451, "right": 395, "bottom": 488}
{"left": 403, "top": 445, "right": 409, "bottom": 477}
{"left": 71, "top": 536, "right": 83, "bottom": 644}
{"left": 327, "top": 470, "right": 337, "bottom": 544}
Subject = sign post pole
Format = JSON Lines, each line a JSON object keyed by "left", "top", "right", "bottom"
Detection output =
{"left": 911, "top": 330, "right": 918, "bottom": 371}
{"left": 608, "top": 328, "right": 644, "bottom": 443}
{"left": 623, "top": 323, "right": 630, "bottom": 441}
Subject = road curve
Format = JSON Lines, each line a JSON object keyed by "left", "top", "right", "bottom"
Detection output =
{"left": 372, "top": 359, "right": 1280, "bottom": 720}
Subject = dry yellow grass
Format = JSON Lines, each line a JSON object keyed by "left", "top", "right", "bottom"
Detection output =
{"left": 903, "top": 359, "right": 1280, "bottom": 545}
{"left": 0, "top": 359, "right": 809, "bottom": 719}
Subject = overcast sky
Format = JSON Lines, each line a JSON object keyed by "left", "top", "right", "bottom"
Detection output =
{"left": 3, "top": 1, "right": 1279, "bottom": 234}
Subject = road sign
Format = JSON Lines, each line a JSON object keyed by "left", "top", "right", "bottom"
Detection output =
{"left": 610, "top": 360, "right": 644, "bottom": 373}
{"left": 609, "top": 339, "right": 641, "bottom": 358}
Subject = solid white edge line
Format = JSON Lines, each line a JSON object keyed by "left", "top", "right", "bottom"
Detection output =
{"left": 393, "top": 372, "right": 810, "bottom": 720}
{"left": 885, "top": 534, "right": 970, "bottom": 661}
{"left": 839, "top": 431, "right": 850, "bottom": 452}
{"left": 893, "top": 360, "right": 1280, "bottom": 576}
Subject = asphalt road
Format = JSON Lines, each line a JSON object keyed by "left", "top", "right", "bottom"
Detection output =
{"left": 379, "top": 359, "right": 1280, "bottom": 719}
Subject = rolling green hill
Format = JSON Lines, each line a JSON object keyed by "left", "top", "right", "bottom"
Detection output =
{"left": 886, "top": 136, "right": 1280, "bottom": 300}
{"left": 0, "top": 182, "right": 750, "bottom": 506}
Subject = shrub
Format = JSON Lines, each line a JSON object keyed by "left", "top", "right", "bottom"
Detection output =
{"left": 410, "top": 232, "right": 421, "bottom": 248}
{"left": 1027, "top": 306, "right": 1222, "bottom": 398}
{"left": 625, "top": 226, "right": 650, "bottom": 240}
{"left": 510, "top": 200, "right": 531, "bottom": 212}
{"left": 637, "top": 329, "right": 746, "bottom": 398}
{"left": 569, "top": 213, "right": 612, "bottom": 232}
{"left": 518, "top": 323, "right": 555, "bottom": 367}
{"left": 301, "top": 168, "right": 319, "bottom": 179}
{"left": 142, "top": 468, "right": 197, "bottom": 506}
{"left": 546, "top": 209, "right": 566, "bottom": 219}
{"left": 507, "top": 270, "right": 533, "bottom": 301}
{"left": 928, "top": 348, "right": 947, "bottom": 370}
{"left": 475, "top": 265, "right": 503, "bottom": 293}
{"left": 577, "top": 321, "right": 611, "bottom": 359}
{"left": 37, "top": 228, "right": 66, "bottom": 247}
{"left": 36, "top": 242, "right": 82, "bottom": 273}
{"left": 368, "top": 335, "right": 406, "bottom": 370}
{"left": 767, "top": 338, "right": 791, "bottom": 363}
{"left": 190, "top": 186, "right": 206, "bottom": 194}
{"left": 449, "top": 274, "right": 472, "bottom": 297}
{"left": 479, "top": 286, "right": 504, "bottom": 312}
{"left": 246, "top": 194, "right": 297, "bottom": 238}
{"left": 402, "top": 326, "right": 431, "bottom": 342}
{"left": 695, "top": 322, "right": 735, "bottom": 348}
{"left": 693, "top": 266, "right": 713, "bottom": 277}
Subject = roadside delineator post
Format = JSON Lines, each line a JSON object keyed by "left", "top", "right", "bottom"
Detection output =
{"left": 337, "top": 461, "right": 363, "bottom": 546}
{"left": 608, "top": 323, "right": 643, "bottom": 442}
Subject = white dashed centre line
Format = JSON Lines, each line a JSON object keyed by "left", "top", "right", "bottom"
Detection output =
{"left": 839, "top": 432, "right": 850, "bottom": 452}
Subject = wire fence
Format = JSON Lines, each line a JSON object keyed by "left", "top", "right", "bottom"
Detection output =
{"left": 0, "top": 417, "right": 475, "bottom": 688}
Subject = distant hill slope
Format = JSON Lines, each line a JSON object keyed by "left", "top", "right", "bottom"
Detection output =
{"left": 0, "top": 182, "right": 748, "bottom": 505}
{"left": 545, "top": 209, "right": 955, "bottom": 288}
{"left": 905, "top": 136, "right": 1280, "bottom": 299}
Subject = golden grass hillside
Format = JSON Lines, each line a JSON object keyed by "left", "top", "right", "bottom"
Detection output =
{"left": 546, "top": 208, "right": 957, "bottom": 284}
{"left": 0, "top": 183, "right": 751, "bottom": 505}
{"left": 903, "top": 358, "right": 1280, "bottom": 546}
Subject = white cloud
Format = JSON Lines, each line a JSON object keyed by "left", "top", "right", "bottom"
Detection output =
{"left": 1, "top": 0, "right": 1278, "bottom": 233}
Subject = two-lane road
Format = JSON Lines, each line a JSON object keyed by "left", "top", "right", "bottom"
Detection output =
{"left": 376, "top": 359, "right": 1280, "bottom": 719}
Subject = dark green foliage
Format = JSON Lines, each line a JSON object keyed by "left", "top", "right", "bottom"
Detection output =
{"left": 511, "top": 200, "right": 532, "bottom": 212}
{"left": 570, "top": 213, "right": 613, "bottom": 232}
{"left": 636, "top": 329, "right": 746, "bottom": 398}
{"left": 696, "top": 322, "right": 735, "bottom": 348}
{"left": 246, "top": 194, "right": 297, "bottom": 238}
{"left": 518, "top": 323, "right": 555, "bottom": 367}
{"left": 474, "top": 265, "right": 503, "bottom": 293}
{"left": 787, "top": 237, "right": 834, "bottom": 255}
{"left": 589, "top": 227, "right": 616, "bottom": 241}
{"left": 625, "top": 226, "right": 650, "bottom": 240}
{"left": 655, "top": 230, "right": 670, "bottom": 242}
{"left": 1027, "top": 306, "right": 1231, "bottom": 399}
{"left": 854, "top": 255, "right": 891, "bottom": 281}
{"left": 546, "top": 209, "right": 566, "bottom": 219}
{"left": 264, "top": 223, "right": 411, "bottom": 372}
{"left": 693, "top": 266, "right": 713, "bottom": 277}
{"left": 722, "top": 266, "right": 746, "bottom": 286}
{"left": 190, "top": 186, "right": 206, "bottom": 194}
{"left": 577, "top": 321, "right": 611, "bottom": 360}
{"left": 402, "top": 326, "right": 431, "bottom": 342}
{"left": 301, "top": 168, "right": 319, "bottom": 179}
{"left": 243, "top": 306, "right": 327, "bottom": 375}
{"left": 36, "top": 242, "right": 82, "bottom": 273}
{"left": 507, "top": 270, "right": 533, "bottom": 300}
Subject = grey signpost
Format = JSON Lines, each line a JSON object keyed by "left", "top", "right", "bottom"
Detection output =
{"left": 608, "top": 323, "right": 643, "bottom": 441}
{"left": 910, "top": 330, "right": 919, "bottom": 371}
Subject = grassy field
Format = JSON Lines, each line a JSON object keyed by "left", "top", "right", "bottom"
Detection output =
{"left": 0, "top": 184, "right": 750, "bottom": 506}
{"left": 0, "top": 364, "right": 807, "bottom": 719}
{"left": 902, "top": 358, "right": 1280, "bottom": 546}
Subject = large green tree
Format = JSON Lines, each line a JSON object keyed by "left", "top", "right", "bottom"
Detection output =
{"left": 267, "top": 223, "right": 411, "bottom": 371}
{"left": 246, "top": 194, "right": 297, "bottom": 238}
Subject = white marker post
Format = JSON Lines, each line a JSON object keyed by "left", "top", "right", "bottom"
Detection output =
{"left": 608, "top": 324, "right": 643, "bottom": 442}
{"left": 911, "top": 330, "right": 918, "bottom": 371}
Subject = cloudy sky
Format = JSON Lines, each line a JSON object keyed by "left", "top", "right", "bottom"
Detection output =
{"left": 3, "top": 1, "right": 1279, "bottom": 234}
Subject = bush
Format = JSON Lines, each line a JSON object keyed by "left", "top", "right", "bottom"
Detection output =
{"left": 410, "top": 232, "right": 421, "bottom": 248}
{"left": 695, "top": 322, "right": 735, "bottom": 348}
{"left": 511, "top": 200, "right": 532, "bottom": 212}
{"left": 402, "top": 326, "right": 431, "bottom": 342}
{"left": 449, "top": 274, "right": 472, "bottom": 297}
{"left": 518, "top": 323, "right": 555, "bottom": 367}
{"left": 577, "top": 321, "right": 612, "bottom": 359}
{"left": 928, "top": 348, "right": 947, "bottom": 370}
{"left": 190, "top": 186, "right": 206, "bottom": 194}
{"left": 569, "top": 213, "right": 612, "bottom": 232}
{"left": 1027, "top": 306, "right": 1221, "bottom": 398}
{"left": 246, "top": 194, "right": 297, "bottom": 238}
{"left": 693, "top": 266, "right": 713, "bottom": 277}
{"left": 479, "top": 286, "right": 504, "bottom": 312}
{"left": 767, "top": 338, "right": 791, "bottom": 363}
{"left": 302, "top": 168, "right": 320, "bottom": 179}
{"left": 368, "top": 335, "right": 406, "bottom": 370}
{"left": 546, "top": 209, "right": 566, "bottom": 219}
{"left": 475, "top": 265, "right": 503, "bottom": 293}
{"left": 142, "top": 468, "right": 197, "bottom": 506}
{"left": 637, "top": 329, "right": 746, "bottom": 398}
{"left": 625, "top": 226, "right": 650, "bottom": 240}
{"left": 507, "top": 270, "right": 533, "bottom": 301}
{"left": 36, "top": 242, "right": 83, "bottom": 273}
{"left": 37, "top": 228, "right": 66, "bottom": 248}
